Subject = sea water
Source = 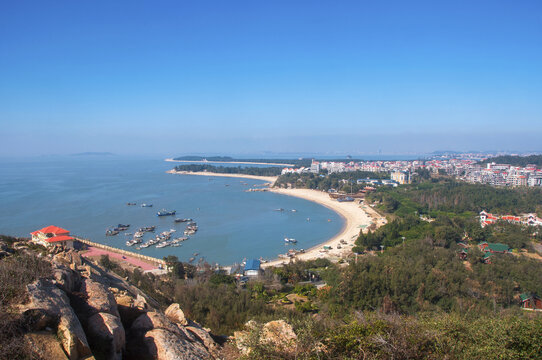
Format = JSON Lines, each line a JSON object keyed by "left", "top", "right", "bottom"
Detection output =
{"left": 0, "top": 156, "right": 343, "bottom": 265}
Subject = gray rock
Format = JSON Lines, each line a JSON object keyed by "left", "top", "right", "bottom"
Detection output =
{"left": 52, "top": 263, "right": 81, "bottom": 293}
{"left": 165, "top": 303, "right": 188, "bottom": 326}
{"left": 80, "top": 278, "right": 120, "bottom": 318}
{"left": 143, "top": 328, "right": 212, "bottom": 360}
{"left": 87, "top": 312, "right": 125, "bottom": 360}
{"left": 23, "top": 279, "right": 92, "bottom": 360}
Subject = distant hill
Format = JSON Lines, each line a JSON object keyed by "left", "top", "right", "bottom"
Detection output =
{"left": 479, "top": 155, "right": 542, "bottom": 167}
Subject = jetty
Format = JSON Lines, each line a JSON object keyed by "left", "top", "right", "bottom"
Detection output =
{"left": 74, "top": 237, "right": 168, "bottom": 271}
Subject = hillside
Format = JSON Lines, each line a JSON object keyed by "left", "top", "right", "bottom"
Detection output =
{"left": 0, "top": 237, "right": 220, "bottom": 360}
{"left": 479, "top": 154, "right": 542, "bottom": 167}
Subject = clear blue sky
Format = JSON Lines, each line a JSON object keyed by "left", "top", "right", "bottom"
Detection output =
{"left": 1, "top": 0, "right": 541, "bottom": 156}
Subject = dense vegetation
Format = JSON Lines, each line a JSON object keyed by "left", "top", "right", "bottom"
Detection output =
{"left": 275, "top": 170, "right": 389, "bottom": 192}
{"left": 173, "top": 164, "right": 283, "bottom": 176}
{"left": 368, "top": 179, "right": 542, "bottom": 215}
{"left": 479, "top": 154, "right": 542, "bottom": 167}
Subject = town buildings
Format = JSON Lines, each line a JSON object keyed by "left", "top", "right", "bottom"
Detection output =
{"left": 281, "top": 156, "right": 542, "bottom": 188}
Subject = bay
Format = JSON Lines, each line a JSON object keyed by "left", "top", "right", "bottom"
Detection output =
{"left": 0, "top": 156, "right": 343, "bottom": 265}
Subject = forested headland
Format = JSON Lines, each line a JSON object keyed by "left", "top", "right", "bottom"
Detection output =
{"left": 479, "top": 154, "right": 542, "bottom": 167}
{"left": 173, "top": 164, "right": 283, "bottom": 176}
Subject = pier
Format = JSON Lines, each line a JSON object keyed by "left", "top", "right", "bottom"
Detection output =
{"left": 74, "top": 237, "right": 168, "bottom": 270}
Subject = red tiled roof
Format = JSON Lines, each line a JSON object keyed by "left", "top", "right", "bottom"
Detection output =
{"left": 45, "top": 235, "right": 74, "bottom": 243}
{"left": 31, "top": 225, "right": 70, "bottom": 236}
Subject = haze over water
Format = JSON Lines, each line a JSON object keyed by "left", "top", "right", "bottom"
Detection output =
{"left": 0, "top": 156, "right": 343, "bottom": 265}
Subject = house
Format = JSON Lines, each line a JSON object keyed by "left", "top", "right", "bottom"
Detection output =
{"left": 519, "top": 293, "right": 542, "bottom": 311}
{"left": 478, "top": 242, "right": 511, "bottom": 254}
{"left": 30, "top": 225, "right": 74, "bottom": 248}
{"left": 482, "top": 252, "right": 492, "bottom": 264}
{"left": 244, "top": 259, "right": 261, "bottom": 277}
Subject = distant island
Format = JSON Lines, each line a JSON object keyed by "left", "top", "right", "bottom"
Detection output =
{"left": 173, "top": 164, "right": 283, "bottom": 177}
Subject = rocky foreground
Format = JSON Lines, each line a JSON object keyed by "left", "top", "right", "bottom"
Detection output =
{"left": 17, "top": 248, "right": 221, "bottom": 360}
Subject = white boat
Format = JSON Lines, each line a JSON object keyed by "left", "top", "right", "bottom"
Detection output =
{"left": 284, "top": 237, "right": 297, "bottom": 243}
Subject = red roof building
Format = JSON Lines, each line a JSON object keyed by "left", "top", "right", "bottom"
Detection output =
{"left": 31, "top": 225, "right": 74, "bottom": 247}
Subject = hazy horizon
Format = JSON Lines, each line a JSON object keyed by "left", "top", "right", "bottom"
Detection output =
{"left": 1, "top": 1, "right": 541, "bottom": 157}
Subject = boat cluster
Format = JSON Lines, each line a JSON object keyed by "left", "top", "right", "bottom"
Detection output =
{"left": 184, "top": 222, "right": 198, "bottom": 236}
{"left": 116, "top": 203, "right": 200, "bottom": 251}
{"left": 106, "top": 224, "right": 130, "bottom": 236}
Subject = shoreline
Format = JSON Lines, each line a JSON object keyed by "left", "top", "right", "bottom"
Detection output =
{"left": 262, "top": 188, "right": 385, "bottom": 267}
{"left": 166, "top": 169, "right": 278, "bottom": 184}
{"left": 165, "top": 158, "right": 294, "bottom": 167}
{"left": 167, "top": 169, "right": 386, "bottom": 266}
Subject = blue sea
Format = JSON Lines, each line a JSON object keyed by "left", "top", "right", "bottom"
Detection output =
{"left": 0, "top": 156, "right": 343, "bottom": 265}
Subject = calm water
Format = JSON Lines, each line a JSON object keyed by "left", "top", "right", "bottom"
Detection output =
{"left": 0, "top": 156, "right": 343, "bottom": 265}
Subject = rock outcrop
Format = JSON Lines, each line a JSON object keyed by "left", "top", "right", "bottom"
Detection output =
{"left": 86, "top": 312, "right": 125, "bottom": 360}
{"left": 165, "top": 302, "right": 189, "bottom": 325}
{"left": 234, "top": 319, "right": 297, "bottom": 356}
{"left": 143, "top": 328, "right": 212, "bottom": 360}
{"left": 22, "top": 279, "right": 92, "bottom": 360}
{"left": 17, "top": 248, "right": 220, "bottom": 360}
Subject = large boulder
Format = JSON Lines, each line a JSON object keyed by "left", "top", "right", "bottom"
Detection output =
{"left": 186, "top": 324, "right": 220, "bottom": 356}
{"left": 165, "top": 303, "right": 188, "bottom": 326}
{"left": 235, "top": 320, "right": 297, "bottom": 356}
{"left": 132, "top": 311, "right": 183, "bottom": 336}
{"left": 261, "top": 320, "right": 297, "bottom": 352}
{"left": 52, "top": 263, "right": 81, "bottom": 293}
{"left": 86, "top": 312, "right": 125, "bottom": 360}
{"left": 23, "top": 279, "right": 92, "bottom": 360}
{"left": 80, "top": 278, "right": 120, "bottom": 318}
{"left": 143, "top": 328, "right": 212, "bottom": 360}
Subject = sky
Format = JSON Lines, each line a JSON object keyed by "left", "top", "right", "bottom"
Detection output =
{"left": 1, "top": 0, "right": 541, "bottom": 157}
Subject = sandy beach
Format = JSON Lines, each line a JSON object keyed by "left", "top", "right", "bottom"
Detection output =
{"left": 262, "top": 188, "right": 385, "bottom": 267}
{"left": 167, "top": 169, "right": 278, "bottom": 184}
{"left": 167, "top": 169, "right": 386, "bottom": 266}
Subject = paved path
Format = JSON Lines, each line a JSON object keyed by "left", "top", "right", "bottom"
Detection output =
{"left": 82, "top": 246, "right": 158, "bottom": 271}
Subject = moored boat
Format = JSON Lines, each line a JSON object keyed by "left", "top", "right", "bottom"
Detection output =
{"left": 157, "top": 209, "right": 176, "bottom": 216}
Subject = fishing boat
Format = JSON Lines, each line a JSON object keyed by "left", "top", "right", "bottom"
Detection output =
{"left": 126, "top": 202, "right": 136, "bottom": 206}
{"left": 274, "top": 208, "right": 285, "bottom": 212}
{"left": 106, "top": 229, "right": 119, "bottom": 236}
{"left": 157, "top": 209, "right": 176, "bottom": 216}
{"left": 139, "top": 226, "right": 155, "bottom": 232}
{"left": 174, "top": 218, "right": 192, "bottom": 223}
{"left": 284, "top": 237, "right": 297, "bottom": 243}
{"left": 141, "top": 203, "right": 153, "bottom": 207}
{"left": 291, "top": 209, "right": 297, "bottom": 212}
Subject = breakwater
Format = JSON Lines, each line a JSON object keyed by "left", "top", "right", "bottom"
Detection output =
{"left": 75, "top": 237, "right": 167, "bottom": 268}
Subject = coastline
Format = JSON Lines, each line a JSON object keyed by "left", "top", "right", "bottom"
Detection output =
{"left": 262, "top": 188, "right": 385, "bottom": 267}
{"left": 165, "top": 158, "right": 294, "bottom": 167}
{"left": 166, "top": 169, "right": 387, "bottom": 266}
{"left": 166, "top": 169, "right": 278, "bottom": 184}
